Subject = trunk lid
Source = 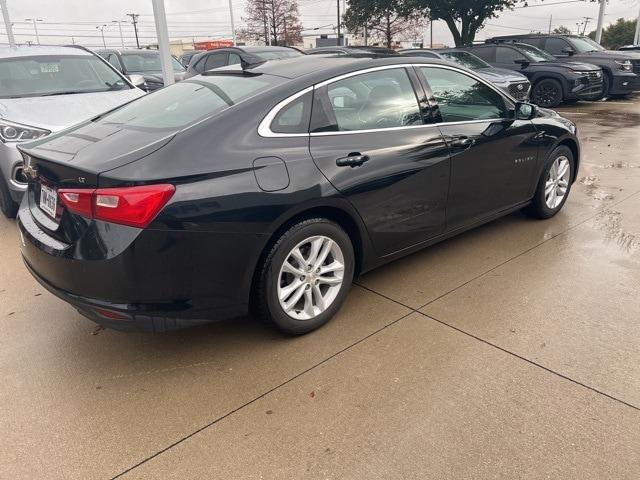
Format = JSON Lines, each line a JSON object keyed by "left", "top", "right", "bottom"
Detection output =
{"left": 18, "top": 121, "right": 175, "bottom": 243}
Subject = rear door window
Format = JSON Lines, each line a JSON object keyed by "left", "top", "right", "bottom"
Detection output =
{"left": 270, "top": 91, "right": 312, "bottom": 134}
{"left": 204, "top": 53, "right": 229, "bottom": 71}
{"left": 495, "top": 47, "right": 527, "bottom": 64}
{"left": 544, "top": 37, "right": 571, "bottom": 55}
{"left": 470, "top": 47, "right": 496, "bottom": 63}
{"left": 311, "top": 68, "right": 423, "bottom": 132}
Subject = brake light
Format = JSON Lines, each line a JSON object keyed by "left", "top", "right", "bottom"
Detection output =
{"left": 58, "top": 184, "right": 175, "bottom": 228}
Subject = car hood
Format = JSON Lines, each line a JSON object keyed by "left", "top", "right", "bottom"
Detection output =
{"left": 475, "top": 67, "right": 528, "bottom": 84}
{"left": 0, "top": 89, "right": 144, "bottom": 132}
{"left": 533, "top": 60, "right": 601, "bottom": 71}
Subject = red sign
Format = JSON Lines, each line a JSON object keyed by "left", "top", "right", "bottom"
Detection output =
{"left": 193, "top": 40, "right": 235, "bottom": 50}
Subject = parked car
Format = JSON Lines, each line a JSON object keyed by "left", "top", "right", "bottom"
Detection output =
{"left": 185, "top": 46, "right": 304, "bottom": 79}
{"left": 0, "top": 45, "right": 145, "bottom": 218}
{"left": 17, "top": 55, "right": 579, "bottom": 334}
{"left": 399, "top": 48, "right": 531, "bottom": 101}
{"left": 178, "top": 49, "right": 206, "bottom": 68}
{"left": 307, "top": 46, "right": 398, "bottom": 55}
{"left": 461, "top": 42, "right": 603, "bottom": 107}
{"left": 487, "top": 34, "right": 640, "bottom": 98}
{"left": 96, "top": 48, "right": 186, "bottom": 92}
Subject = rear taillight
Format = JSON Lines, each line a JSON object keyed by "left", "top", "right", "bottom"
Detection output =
{"left": 58, "top": 184, "right": 175, "bottom": 228}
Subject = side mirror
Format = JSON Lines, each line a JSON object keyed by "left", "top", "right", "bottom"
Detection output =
{"left": 515, "top": 102, "right": 538, "bottom": 120}
{"left": 514, "top": 58, "right": 530, "bottom": 67}
{"left": 127, "top": 74, "right": 147, "bottom": 89}
{"left": 561, "top": 48, "right": 575, "bottom": 56}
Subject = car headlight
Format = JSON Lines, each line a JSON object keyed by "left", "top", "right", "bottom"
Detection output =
{"left": 0, "top": 120, "right": 50, "bottom": 143}
{"left": 615, "top": 60, "right": 633, "bottom": 71}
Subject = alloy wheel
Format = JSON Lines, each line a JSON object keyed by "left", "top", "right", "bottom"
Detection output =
{"left": 277, "top": 235, "right": 345, "bottom": 320}
{"left": 535, "top": 83, "right": 561, "bottom": 107}
{"left": 545, "top": 155, "right": 571, "bottom": 209}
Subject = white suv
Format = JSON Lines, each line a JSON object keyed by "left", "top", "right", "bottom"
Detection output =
{"left": 0, "top": 45, "right": 145, "bottom": 218}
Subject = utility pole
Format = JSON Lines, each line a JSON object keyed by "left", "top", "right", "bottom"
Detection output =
{"left": 634, "top": 5, "right": 640, "bottom": 45}
{"left": 595, "top": 0, "right": 606, "bottom": 44}
{"left": 25, "top": 18, "right": 42, "bottom": 45}
{"left": 336, "top": 0, "right": 341, "bottom": 46}
{"left": 581, "top": 16, "right": 593, "bottom": 35}
{"left": 96, "top": 24, "right": 107, "bottom": 49}
{"left": 112, "top": 20, "right": 125, "bottom": 48}
{"left": 127, "top": 13, "right": 140, "bottom": 48}
{"left": 228, "top": 0, "right": 236, "bottom": 45}
{"left": 548, "top": 14, "right": 552, "bottom": 34}
{"left": 0, "top": 0, "right": 15, "bottom": 47}
{"left": 430, "top": 18, "right": 433, "bottom": 47}
{"left": 151, "top": 0, "right": 174, "bottom": 87}
{"left": 364, "top": 23, "right": 367, "bottom": 46}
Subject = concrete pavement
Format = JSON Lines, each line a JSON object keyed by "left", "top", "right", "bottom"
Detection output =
{"left": 1, "top": 97, "right": 639, "bottom": 479}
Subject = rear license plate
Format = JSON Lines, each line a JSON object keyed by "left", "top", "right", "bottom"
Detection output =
{"left": 39, "top": 184, "right": 57, "bottom": 218}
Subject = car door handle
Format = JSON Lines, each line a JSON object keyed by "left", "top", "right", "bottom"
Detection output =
{"left": 449, "top": 136, "right": 474, "bottom": 148}
{"left": 336, "top": 154, "right": 370, "bottom": 168}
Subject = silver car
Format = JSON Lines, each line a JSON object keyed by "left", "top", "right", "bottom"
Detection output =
{"left": 0, "top": 45, "right": 145, "bottom": 218}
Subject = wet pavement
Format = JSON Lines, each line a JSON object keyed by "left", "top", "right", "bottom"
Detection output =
{"left": 1, "top": 97, "right": 639, "bottom": 479}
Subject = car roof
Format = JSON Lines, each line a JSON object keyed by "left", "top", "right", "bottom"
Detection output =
{"left": 0, "top": 45, "right": 92, "bottom": 59}
{"left": 242, "top": 46, "right": 301, "bottom": 53}
{"left": 488, "top": 34, "right": 588, "bottom": 39}
{"left": 99, "top": 49, "right": 162, "bottom": 55}
{"left": 242, "top": 54, "right": 454, "bottom": 81}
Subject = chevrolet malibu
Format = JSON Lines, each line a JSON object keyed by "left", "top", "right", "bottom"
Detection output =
{"left": 17, "top": 55, "right": 579, "bottom": 334}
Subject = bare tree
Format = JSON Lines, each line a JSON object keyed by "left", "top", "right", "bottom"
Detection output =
{"left": 240, "top": 0, "right": 303, "bottom": 46}
{"left": 344, "top": 0, "right": 426, "bottom": 48}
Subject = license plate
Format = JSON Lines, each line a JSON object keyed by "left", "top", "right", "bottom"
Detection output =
{"left": 39, "top": 184, "right": 57, "bottom": 218}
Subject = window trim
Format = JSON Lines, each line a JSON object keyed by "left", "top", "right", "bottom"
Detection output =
{"left": 257, "top": 63, "right": 516, "bottom": 138}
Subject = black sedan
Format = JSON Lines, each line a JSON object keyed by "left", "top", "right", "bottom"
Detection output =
{"left": 17, "top": 55, "right": 580, "bottom": 334}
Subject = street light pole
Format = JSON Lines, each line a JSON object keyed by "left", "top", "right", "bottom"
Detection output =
{"left": 594, "top": 0, "right": 606, "bottom": 44}
{"left": 228, "top": 0, "right": 236, "bottom": 45}
{"left": 151, "top": 0, "right": 174, "bottom": 87}
{"left": 336, "top": 0, "right": 341, "bottom": 46}
{"left": 112, "top": 20, "right": 125, "bottom": 48}
{"left": 0, "top": 0, "right": 15, "bottom": 47}
{"left": 25, "top": 18, "right": 42, "bottom": 45}
{"left": 634, "top": 5, "right": 640, "bottom": 45}
{"left": 96, "top": 25, "right": 107, "bottom": 49}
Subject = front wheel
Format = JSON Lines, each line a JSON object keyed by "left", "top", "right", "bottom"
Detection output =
{"left": 0, "top": 173, "right": 18, "bottom": 219}
{"left": 523, "top": 145, "right": 574, "bottom": 219}
{"left": 531, "top": 78, "right": 564, "bottom": 108}
{"left": 256, "top": 218, "right": 355, "bottom": 335}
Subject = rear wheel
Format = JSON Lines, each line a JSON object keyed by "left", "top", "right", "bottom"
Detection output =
{"left": 256, "top": 218, "right": 354, "bottom": 335}
{"left": 524, "top": 145, "right": 574, "bottom": 219}
{"left": 0, "top": 172, "right": 18, "bottom": 219}
{"left": 531, "top": 78, "right": 564, "bottom": 108}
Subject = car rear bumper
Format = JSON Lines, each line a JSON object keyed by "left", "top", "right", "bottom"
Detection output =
{"left": 17, "top": 198, "right": 262, "bottom": 331}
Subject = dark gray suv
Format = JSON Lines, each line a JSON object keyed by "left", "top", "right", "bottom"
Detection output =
{"left": 487, "top": 35, "right": 640, "bottom": 98}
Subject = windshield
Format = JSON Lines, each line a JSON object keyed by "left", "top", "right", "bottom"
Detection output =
{"left": 98, "top": 74, "right": 277, "bottom": 130}
{"left": 441, "top": 51, "right": 491, "bottom": 69}
{"left": 0, "top": 54, "right": 130, "bottom": 99}
{"left": 515, "top": 43, "right": 557, "bottom": 62}
{"left": 570, "top": 36, "right": 605, "bottom": 53}
{"left": 121, "top": 53, "right": 185, "bottom": 73}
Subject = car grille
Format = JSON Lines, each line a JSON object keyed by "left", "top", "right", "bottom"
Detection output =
{"left": 508, "top": 81, "right": 531, "bottom": 100}
{"left": 586, "top": 71, "right": 604, "bottom": 86}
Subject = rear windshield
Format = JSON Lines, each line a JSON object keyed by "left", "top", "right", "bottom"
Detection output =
{"left": 97, "top": 74, "right": 277, "bottom": 129}
{"left": 0, "top": 54, "right": 130, "bottom": 98}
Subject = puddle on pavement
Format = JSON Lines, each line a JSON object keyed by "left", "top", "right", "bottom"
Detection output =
{"left": 579, "top": 175, "right": 615, "bottom": 201}
{"left": 594, "top": 210, "right": 640, "bottom": 254}
{"left": 594, "top": 112, "right": 640, "bottom": 129}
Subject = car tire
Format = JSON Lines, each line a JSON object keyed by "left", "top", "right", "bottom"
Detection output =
{"left": 531, "top": 78, "right": 564, "bottom": 108}
{"left": 523, "top": 145, "right": 574, "bottom": 219}
{"left": 256, "top": 218, "right": 355, "bottom": 335}
{"left": 0, "top": 171, "right": 18, "bottom": 219}
{"left": 596, "top": 72, "right": 611, "bottom": 100}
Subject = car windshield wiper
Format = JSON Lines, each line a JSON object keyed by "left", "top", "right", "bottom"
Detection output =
{"left": 39, "top": 91, "right": 89, "bottom": 97}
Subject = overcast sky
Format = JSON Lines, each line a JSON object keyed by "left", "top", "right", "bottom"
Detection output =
{"left": 1, "top": 0, "right": 638, "bottom": 48}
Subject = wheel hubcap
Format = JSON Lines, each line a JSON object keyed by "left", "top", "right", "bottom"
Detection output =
{"left": 545, "top": 155, "right": 570, "bottom": 209}
{"left": 277, "top": 235, "right": 345, "bottom": 320}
